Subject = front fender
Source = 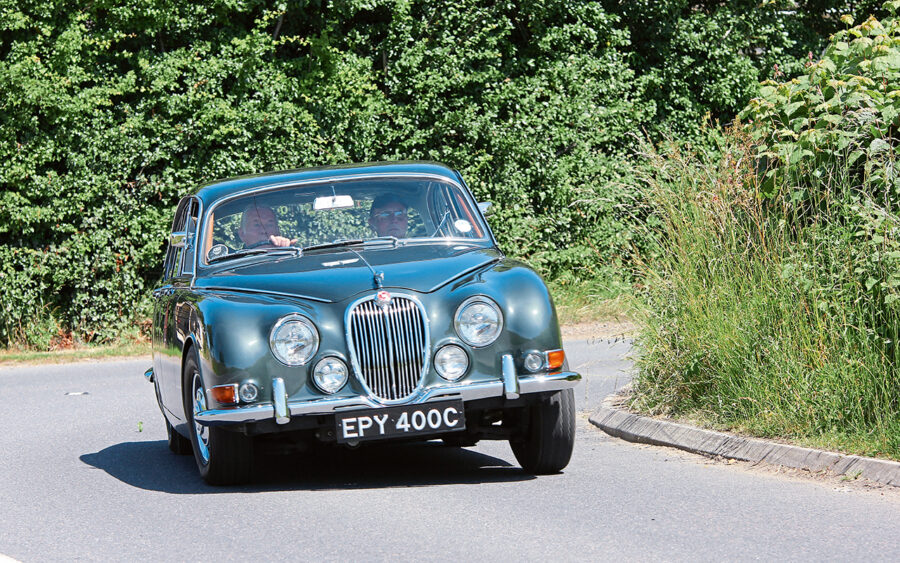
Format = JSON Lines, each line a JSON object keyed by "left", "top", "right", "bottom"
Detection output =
{"left": 191, "top": 290, "right": 340, "bottom": 409}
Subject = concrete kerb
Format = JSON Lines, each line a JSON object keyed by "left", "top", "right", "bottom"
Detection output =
{"left": 589, "top": 393, "right": 900, "bottom": 487}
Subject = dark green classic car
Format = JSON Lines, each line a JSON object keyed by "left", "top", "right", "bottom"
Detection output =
{"left": 146, "top": 162, "right": 581, "bottom": 485}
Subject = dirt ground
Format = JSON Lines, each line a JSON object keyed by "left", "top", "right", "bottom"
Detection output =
{"left": 560, "top": 320, "right": 636, "bottom": 341}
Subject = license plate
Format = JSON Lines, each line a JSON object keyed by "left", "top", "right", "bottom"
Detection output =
{"left": 335, "top": 400, "right": 466, "bottom": 443}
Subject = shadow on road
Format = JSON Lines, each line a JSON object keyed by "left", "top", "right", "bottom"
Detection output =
{"left": 80, "top": 439, "right": 534, "bottom": 493}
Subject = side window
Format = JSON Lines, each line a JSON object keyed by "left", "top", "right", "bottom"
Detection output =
{"left": 181, "top": 200, "right": 200, "bottom": 276}
{"left": 163, "top": 199, "right": 190, "bottom": 282}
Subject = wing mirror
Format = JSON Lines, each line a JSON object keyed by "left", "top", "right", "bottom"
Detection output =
{"left": 169, "top": 231, "right": 187, "bottom": 248}
{"left": 477, "top": 202, "right": 493, "bottom": 216}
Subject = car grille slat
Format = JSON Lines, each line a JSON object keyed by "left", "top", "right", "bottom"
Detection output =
{"left": 404, "top": 303, "right": 419, "bottom": 393}
{"left": 398, "top": 304, "right": 411, "bottom": 394}
{"left": 399, "top": 302, "right": 414, "bottom": 397}
{"left": 348, "top": 295, "right": 428, "bottom": 402}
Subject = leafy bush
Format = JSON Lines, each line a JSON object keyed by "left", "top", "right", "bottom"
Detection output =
{"left": 740, "top": 5, "right": 900, "bottom": 197}
{"left": 610, "top": 0, "right": 887, "bottom": 140}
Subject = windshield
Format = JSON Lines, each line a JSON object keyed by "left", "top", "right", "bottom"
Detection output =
{"left": 200, "top": 176, "right": 489, "bottom": 264}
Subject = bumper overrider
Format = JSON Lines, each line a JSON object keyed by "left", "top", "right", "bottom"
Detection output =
{"left": 191, "top": 355, "right": 581, "bottom": 426}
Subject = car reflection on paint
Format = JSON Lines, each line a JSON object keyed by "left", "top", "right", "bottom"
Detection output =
{"left": 147, "top": 161, "right": 580, "bottom": 485}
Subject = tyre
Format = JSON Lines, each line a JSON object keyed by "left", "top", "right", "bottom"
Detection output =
{"left": 166, "top": 418, "right": 192, "bottom": 455}
{"left": 183, "top": 351, "right": 253, "bottom": 485}
{"left": 510, "top": 389, "right": 575, "bottom": 474}
{"left": 156, "top": 370, "right": 192, "bottom": 455}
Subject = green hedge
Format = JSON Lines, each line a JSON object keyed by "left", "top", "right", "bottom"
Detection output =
{"left": 0, "top": 0, "right": 866, "bottom": 347}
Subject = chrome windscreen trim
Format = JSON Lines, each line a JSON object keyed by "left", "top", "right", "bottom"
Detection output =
{"left": 198, "top": 173, "right": 489, "bottom": 267}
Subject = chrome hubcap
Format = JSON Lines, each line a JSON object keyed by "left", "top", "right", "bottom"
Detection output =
{"left": 191, "top": 372, "right": 210, "bottom": 465}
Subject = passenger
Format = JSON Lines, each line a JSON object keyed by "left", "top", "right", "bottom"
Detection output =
{"left": 368, "top": 194, "right": 409, "bottom": 238}
{"left": 237, "top": 204, "right": 295, "bottom": 249}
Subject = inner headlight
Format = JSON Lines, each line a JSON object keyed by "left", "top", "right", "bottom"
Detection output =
{"left": 269, "top": 314, "right": 319, "bottom": 366}
{"left": 435, "top": 345, "right": 469, "bottom": 381}
{"left": 454, "top": 296, "right": 503, "bottom": 347}
{"left": 312, "top": 357, "right": 348, "bottom": 394}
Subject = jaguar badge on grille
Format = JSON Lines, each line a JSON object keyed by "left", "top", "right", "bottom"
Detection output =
{"left": 376, "top": 290, "right": 392, "bottom": 308}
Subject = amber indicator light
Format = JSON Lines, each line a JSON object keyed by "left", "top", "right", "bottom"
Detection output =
{"left": 547, "top": 349, "right": 565, "bottom": 370}
{"left": 210, "top": 384, "right": 238, "bottom": 405}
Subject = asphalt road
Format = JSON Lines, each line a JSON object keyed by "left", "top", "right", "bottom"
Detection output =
{"left": 2, "top": 338, "right": 899, "bottom": 561}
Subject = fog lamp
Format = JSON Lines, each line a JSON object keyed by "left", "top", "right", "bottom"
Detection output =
{"left": 524, "top": 352, "right": 545, "bottom": 373}
{"left": 313, "top": 357, "right": 348, "bottom": 394}
{"left": 435, "top": 345, "right": 469, "bottom": 381}
{"left": 239, "top": 382, "right": 259, "bottom": 403}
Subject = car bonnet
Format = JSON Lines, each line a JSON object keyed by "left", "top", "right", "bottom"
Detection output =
{"left": 194, "top": 245, "right": 502, "bottom": 302}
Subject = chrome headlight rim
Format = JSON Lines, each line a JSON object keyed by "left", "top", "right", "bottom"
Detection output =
{"left": 312, "top": 356, "right": 349, "bottom": 394}
{"left": 269, "top": 313, "right": 320, "bottom": 366}
{"left": 453, "top": 295, "right": 503, "bottom": 348}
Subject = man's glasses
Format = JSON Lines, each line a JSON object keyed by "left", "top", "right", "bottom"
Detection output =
{"left": 373, "top": 210, "right": 407, "bottom": 220}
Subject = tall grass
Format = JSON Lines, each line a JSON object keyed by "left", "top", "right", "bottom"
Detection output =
{"left": 632, "top": 131, "right": 900, "bottom": 458}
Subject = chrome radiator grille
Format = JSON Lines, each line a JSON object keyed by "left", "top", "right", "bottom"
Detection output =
{"left": 347, "top": 295, "right": 428, "bottom": 402}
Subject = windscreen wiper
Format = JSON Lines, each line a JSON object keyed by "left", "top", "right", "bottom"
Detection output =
{"left": 207, "top": 246, "right": 301, "bottom": 264}
{"left": 301, "top": 239, "right": 366, "bottom": 253}
{"left": 302, "top": 237, "right": 402, "bottom": 253}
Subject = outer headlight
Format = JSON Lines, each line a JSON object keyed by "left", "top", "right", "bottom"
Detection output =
{"left": 435, "top": 345, "right": 469, "bottom": 381}
{"left": 269, "top": 314, "right": 319, "bottom": 366}
{"left": 454, "top": 296, "right": 503, "bottom": 347}
{"left": 312, "top": 357, "right": 348, "bottom": 394}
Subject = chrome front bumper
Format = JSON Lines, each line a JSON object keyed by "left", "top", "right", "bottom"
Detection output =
{"left": 193, "top": 369, "right": 581, "bottom": 426}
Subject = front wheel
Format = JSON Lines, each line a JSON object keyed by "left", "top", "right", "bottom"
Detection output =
{"left": 510, "top": 389, "right": 575, "bottom": 474}
{"left": 184, "top": 352, "right": 253, "bottom": 485}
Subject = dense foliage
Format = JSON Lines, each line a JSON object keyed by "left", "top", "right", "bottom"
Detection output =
{"left": 0, "top": 0, "right": 875, "bottom": 347}
{"left": 634, "top": 4, "right": 900, "bottom": 457}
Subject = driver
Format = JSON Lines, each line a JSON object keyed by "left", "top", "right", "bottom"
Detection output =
{"left": 237, "top": 204, "right": 296, "bottom": 249}
{"left": 368, "top": 194, "right": 409, "bottom": 238}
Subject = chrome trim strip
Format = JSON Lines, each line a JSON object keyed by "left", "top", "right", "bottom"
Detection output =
{"left": 181, "top": 195, "right": 203, "bottom": 284}
{"left": 144, "top": 367, "right": 154, "bottom": 383}
{"left": 502, "top": 354, "right": 519, "bottom": 399}
{"left": 193, "top": 371, "right": 582, "bottom": 425}
{"left": 518, "top": 372, "right": 582, "bottom": 393}
{"left": 272, "top": 377, "right": 290, "bottom": 425}
{"left": 195, "top": 286, "right": 332, "bottom": 303}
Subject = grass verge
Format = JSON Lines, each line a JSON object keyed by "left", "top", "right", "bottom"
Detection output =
{"left": 549, "top": 277, "right": 634, "bottom": 326}
{"left": 631, "top": 133, "right": 900, "bottom": 461}
{"left": 0, "top": 341, "right": 150, "bottom": 366}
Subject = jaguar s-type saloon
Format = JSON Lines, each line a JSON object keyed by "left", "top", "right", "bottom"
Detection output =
{"left": 146, "top": 162, "right": 581, "bottom": 484}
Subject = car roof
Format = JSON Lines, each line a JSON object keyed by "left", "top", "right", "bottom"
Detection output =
{"left": 192, "top": 161, "right": 461, "bottom": 205}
